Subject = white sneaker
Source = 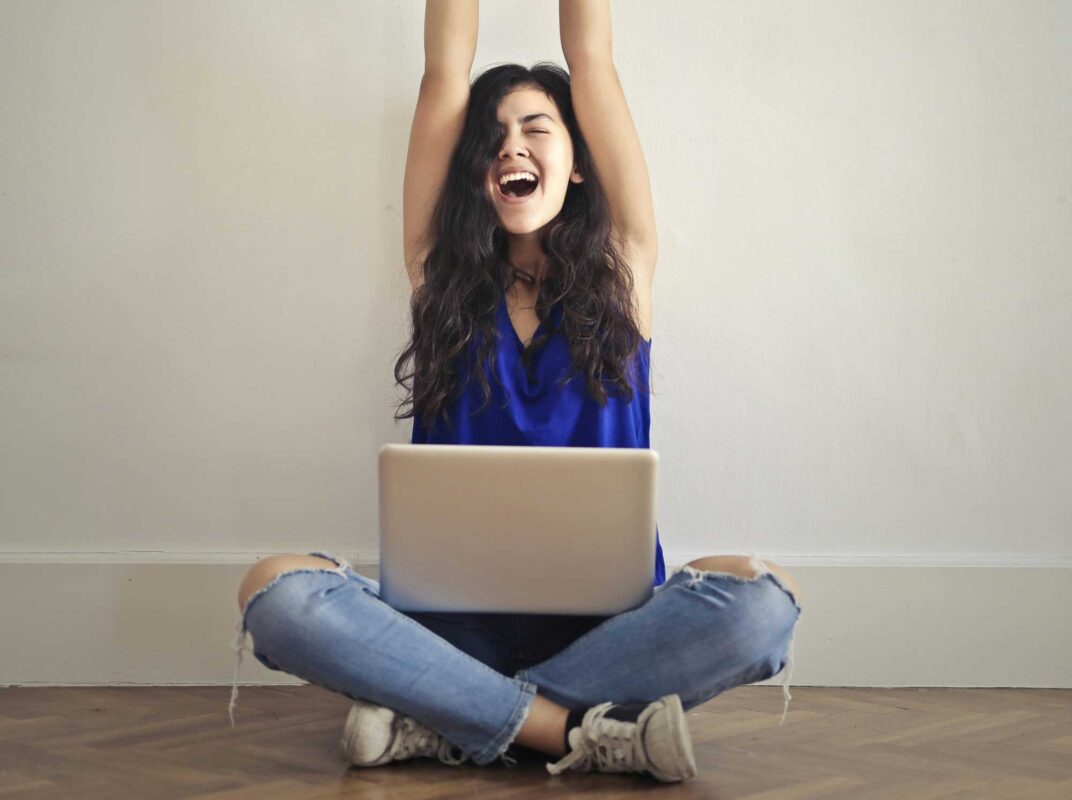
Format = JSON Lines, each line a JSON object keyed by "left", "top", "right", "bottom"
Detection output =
{"left": 340, "top": 698, "right": 469, "bottom": 768}
{"left": 546, "top": 694, "right": 698, "bottom": 782}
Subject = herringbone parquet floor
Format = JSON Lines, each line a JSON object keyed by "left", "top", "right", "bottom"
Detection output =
{"left": 1, "top": 686, "right": 1069, "bottom": 798}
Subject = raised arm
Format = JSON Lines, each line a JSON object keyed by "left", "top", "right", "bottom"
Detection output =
{"left": 559, "top": 0, "right": 658, "bottom": 276}
{"left": 424, "top": 0, "right": 479, "bottom": 77}
{"left": 402, "top": 0, "right": 479, "bottom": 294}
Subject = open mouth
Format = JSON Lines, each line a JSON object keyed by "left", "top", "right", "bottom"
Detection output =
{"left": 497, "top": 173, "right": 539, "bottom": 200}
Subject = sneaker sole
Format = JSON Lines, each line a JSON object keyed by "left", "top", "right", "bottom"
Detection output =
{"left": 645, "top": 694, "right": 698, "bottom": 782}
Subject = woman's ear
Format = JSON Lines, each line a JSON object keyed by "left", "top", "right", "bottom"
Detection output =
{"left": 570, "top": 165, "right": 585, "bottom": 184}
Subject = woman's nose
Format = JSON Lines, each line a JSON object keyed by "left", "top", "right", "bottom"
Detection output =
{"left": 499, "top": 136, "right": 528, "bottom": 159}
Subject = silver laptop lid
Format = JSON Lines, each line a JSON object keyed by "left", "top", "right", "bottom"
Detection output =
{"left": 378, "top": 443, "right": 658, "bottom": 614}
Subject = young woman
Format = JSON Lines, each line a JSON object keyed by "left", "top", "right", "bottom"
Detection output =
{"left": 230, "top": 0, "right": 802, "bottom": 783}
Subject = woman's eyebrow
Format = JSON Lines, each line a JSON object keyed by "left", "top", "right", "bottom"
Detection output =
{"left": 499, "top": 113, "right": 557, "bottom": 125}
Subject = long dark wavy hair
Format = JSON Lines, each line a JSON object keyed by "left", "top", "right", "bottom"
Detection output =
{"left": 393, "top": 62, "right": 652, "bottom": 435}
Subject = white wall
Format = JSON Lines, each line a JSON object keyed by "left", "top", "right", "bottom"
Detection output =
{"left": 1, "top": 0, "right": 1070, "bottom": 686}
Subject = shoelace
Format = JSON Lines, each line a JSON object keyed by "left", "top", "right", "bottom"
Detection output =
{"left": 391, "top": 715, "right": 438, "bottom": 760}
{"left": 547, "top": 702, "right": 645, "bottom": 776}
{"left": 390, "top": 715, "right": 468, "bottom": 765}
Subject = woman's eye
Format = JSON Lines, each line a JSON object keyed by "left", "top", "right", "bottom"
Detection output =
{"left": 528, "top": 130, "right": 549, "bottom": 135}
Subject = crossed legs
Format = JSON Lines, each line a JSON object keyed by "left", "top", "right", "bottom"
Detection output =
{"left": 235, "top": 553, "right": 800, "bottom": 760}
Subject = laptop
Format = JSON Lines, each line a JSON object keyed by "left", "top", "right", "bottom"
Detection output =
{"left": 378, "top": 443, "right": 658, "bottom": 615}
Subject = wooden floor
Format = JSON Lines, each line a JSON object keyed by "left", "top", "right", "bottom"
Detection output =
{"left": 1, "top": 686, "right": 1070, "bottom": 799}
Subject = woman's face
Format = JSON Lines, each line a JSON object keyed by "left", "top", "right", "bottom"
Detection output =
{"left": 486, "top": 87, "right": 584, "bottom": 235}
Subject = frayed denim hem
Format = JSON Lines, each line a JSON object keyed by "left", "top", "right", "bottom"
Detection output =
{"left": 472, "top": 680, "right": 538, "bottom": 767}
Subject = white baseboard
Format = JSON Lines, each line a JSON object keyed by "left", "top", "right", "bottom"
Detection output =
{"left": 1, "top": 552, "right": 1068, "bottom": 688}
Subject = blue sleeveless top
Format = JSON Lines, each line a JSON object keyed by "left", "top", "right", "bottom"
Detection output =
{"left": 411, "top": 293, "right": 666, "bottom": 587}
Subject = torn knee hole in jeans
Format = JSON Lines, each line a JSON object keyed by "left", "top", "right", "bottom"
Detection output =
{"left": 681, "top": 553, "right": 771, "bottom": 587}
{"left": 241, "top": 563, "right": 350, "bottom": 620}
{"left": 681, "top": 554, "right": 801, "bottom": 611}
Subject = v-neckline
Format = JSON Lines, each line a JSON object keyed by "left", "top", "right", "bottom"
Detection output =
{"left": 501, "top": 294, "right": 549, "bottom": 352}
{"left": 500, "top": 294, "right": 655, "bottom": 355}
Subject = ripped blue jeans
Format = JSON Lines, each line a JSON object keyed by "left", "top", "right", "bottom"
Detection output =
{"left": 229, "top": 551, "right": 801, "bottom": 767}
